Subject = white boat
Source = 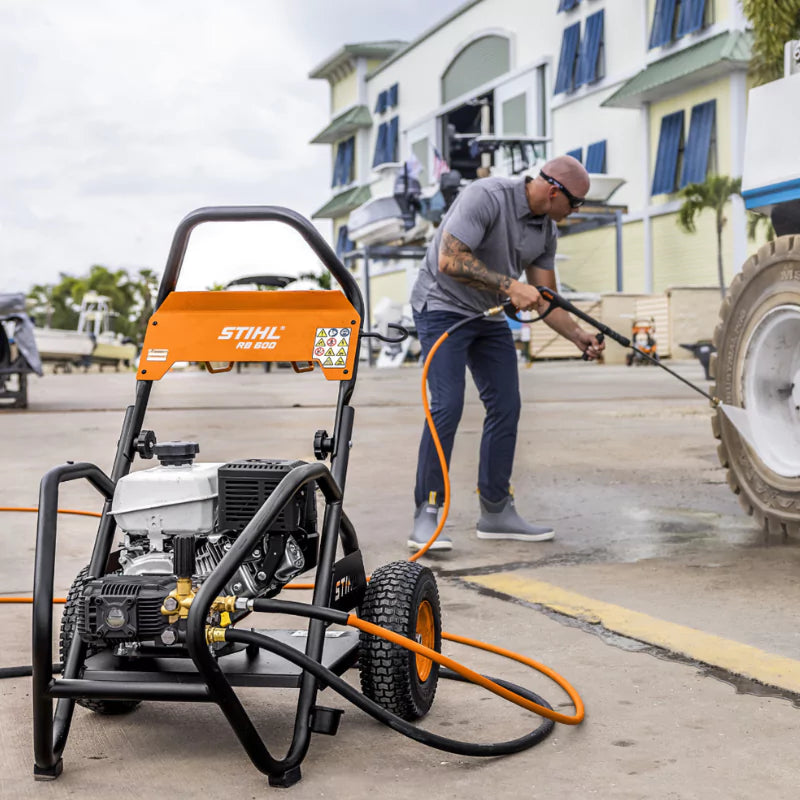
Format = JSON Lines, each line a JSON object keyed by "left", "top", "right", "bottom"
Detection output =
{"left": 33, "top": 292, "right": 137, "bottom": 368}
{"left": 79, "top": 292, "right": 138, "bottom": 367}
{"left": 33, "top": 327, "right": 94, "bottom": 363}
{"left": 347, "top": 164, "right": 434, "bottom": 248}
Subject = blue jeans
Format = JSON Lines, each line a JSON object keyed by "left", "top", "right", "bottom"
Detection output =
{"left": 413, "top": 307, "right": 520, "bottom": 507}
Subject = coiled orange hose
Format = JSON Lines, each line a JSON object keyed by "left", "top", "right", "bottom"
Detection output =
{"left": 0, "top": 325, "right": 584, "bottom": 726}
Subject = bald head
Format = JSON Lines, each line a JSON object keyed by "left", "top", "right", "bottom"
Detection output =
{"left": 541, "top": 155, "right": 590, "bottom": 198}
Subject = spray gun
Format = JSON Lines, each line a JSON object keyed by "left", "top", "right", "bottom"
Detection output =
{"left": 501, "top": 287, "right": 721, "bottom": 407}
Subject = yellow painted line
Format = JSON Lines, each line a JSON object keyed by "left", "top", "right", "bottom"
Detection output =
{"left": 468, "top": 573, "right": 800, "bottom": 695}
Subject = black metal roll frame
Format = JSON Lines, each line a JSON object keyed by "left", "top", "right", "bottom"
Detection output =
{"left": 31, "top": 207, "right": 368, "bottom": 788}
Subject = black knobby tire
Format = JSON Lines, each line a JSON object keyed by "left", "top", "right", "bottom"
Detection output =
{"left": 358, "top": 561, "right": 441, "bottom": 721}
{"left": 711, "top": 235, "right": 800, "bottom": 538}
{"left": 59, "top": 566, "right": 141, "bottom": 715}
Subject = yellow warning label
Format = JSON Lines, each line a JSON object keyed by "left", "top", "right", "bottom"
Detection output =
{"left": 316, "top": 338, "right": 326, "bottom": 347}
{"left": 317, "top": 329, "right": 327, "bottom": 337}
{"left": 336, "top": 348, "right": 346, "bottom": 356}
{"left": 323, "top": 357, "right": 333, "bottom": 366}
{"left": 335, "top": 357, "right": 345, "bottom": 365}
{"left": 325, "top": 348, "right": 335, "bottom": 356}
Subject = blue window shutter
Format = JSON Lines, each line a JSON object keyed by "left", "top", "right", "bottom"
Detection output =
{"left": 567, "top": 147, "right": 583, "bottom": 163}
{"left": 388, "top": 83, "right": 398, "bottom": 107}
{"left": 652, "top": 110, "right": 684, "bottom": 195}
{"left": 336, "top": 225, "right": 347, "bottom": 256}
{"left": 331, "top": 148, "right": 339, "bottom": 188}
{"left": 372, "top": 123, "right": 387, "bottom": 167}
{"left": 375, "top": 91, "right": 387, "bottom": 114}
{"left": 554, "top": 23, "right": 581, "bottom": 94}
{"left": 387, "top": 117, "right": 399, "bottom": 163}
{"left": 680, "top": 100, "right": 715, "bottom": 186}
{"left": 342, "top": 137, "right": 355, "bottom": 185}
{"left": 336, "top": 225, "right": 354, "bottom": 256}
{"left": 677, "top": 0, "right": 707, "bottom": 37}
{"left": 575, "top": 10, "right": 604, "bottom": 87}
{"left": 586, "top": 140, "right": 607, "bottom": 173}
{"left": 332, "top": 141, "right": 345, "bottom": 187}
{"left": 649, "top": 0, "right": 677, "bottom": 48}
{"left": 558, "top": 0, "right": 580, "bottom": 11}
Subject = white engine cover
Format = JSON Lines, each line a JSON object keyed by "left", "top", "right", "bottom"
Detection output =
{"left": 111, "top": 462, "right": 224, "bottom": 535}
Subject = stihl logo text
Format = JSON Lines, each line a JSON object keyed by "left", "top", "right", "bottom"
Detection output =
{"left": 218, "top": 326, "right": 282, "bottom": 342}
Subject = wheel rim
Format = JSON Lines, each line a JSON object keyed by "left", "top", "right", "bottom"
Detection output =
{"left": 740, "top": 304, "right": 800, "bottom": 478}
{"left": 414, "top": 600, "right": 436, "bottom": 681}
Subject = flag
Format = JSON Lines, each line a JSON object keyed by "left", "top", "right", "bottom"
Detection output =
{"left": 432, "top": 146, "right": 450, "bottom": 181}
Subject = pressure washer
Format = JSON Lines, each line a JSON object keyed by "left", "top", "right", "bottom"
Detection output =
{"left": 29, "top": 207, "right": 584, "bottom": 789}
{"left": 22, "top": 207, "right": 755, "bottom": 788}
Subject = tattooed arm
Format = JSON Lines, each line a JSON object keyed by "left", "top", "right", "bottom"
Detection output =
{"left": 438, "top": 231, "right": 542, "bottom": 310}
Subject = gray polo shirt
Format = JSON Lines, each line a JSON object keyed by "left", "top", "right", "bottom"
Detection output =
{"left": 410, "top": 176, "right": 557, "bottom": 319}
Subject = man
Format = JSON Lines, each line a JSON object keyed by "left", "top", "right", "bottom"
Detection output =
{"left": 408, "top": 155, "right": 605, "bottom": 552}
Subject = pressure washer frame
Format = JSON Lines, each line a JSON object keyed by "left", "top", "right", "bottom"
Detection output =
{"left": 32, "top": 207, "right": 372, "bottom": 788}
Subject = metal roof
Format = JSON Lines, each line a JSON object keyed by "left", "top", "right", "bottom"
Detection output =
{"left": 308, "top": 42, "right": 406, "bottom": 80}
{"left": 311, "top": 185, "right": 372, "bottom": 220}
{"left": 310, "top": 105, "right": 373, "bottom": 145}
{"left": 602, "top": 31, "right": 751, "bottom": 109}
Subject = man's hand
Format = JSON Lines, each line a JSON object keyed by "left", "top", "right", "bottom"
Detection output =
{"left": 504, "top": 279, "right": 542, "bottom": 311}
{"left": 574, "top": 329, "right": 605, "bottom": 361}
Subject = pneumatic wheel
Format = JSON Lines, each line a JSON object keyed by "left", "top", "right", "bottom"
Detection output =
{"left": 358, "top": 561, "right": 441, "bottom": 721}
{"left": 59, "top": 566, "right": 141, "bottom": 715}
{"left": 711, "top": 235, "right": 800, "bottom": 538}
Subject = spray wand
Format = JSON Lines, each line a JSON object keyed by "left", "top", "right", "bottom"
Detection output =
{"left": 504, "top": 287, "right": 722, "bottom": 408}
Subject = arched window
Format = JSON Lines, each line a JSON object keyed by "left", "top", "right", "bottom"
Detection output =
{"left": 441, "top": 35, "right": 511, "bottom": 104}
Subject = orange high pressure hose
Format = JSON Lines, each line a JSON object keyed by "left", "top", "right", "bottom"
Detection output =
{"left": 0, "top": 318, "right": 584, "bottom": 725}
{"left": 0, "top": 507, "right": 100, "bottom": 603}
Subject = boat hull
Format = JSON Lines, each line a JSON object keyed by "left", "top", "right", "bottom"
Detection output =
{"left": 33, "top": 329, "right": 94, "bottom": 362}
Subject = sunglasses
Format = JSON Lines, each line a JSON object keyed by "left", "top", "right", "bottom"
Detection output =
{"left": 539, "top": 170, "right": 585, "bottom": 208}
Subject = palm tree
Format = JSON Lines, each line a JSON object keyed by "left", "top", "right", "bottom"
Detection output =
{"left": 676, "top": 174, "right": 742, "bottom": 298}
{"left": 130, "top": 268, "right": 160, "bottom": 344}
{"left": 299, "top": 269, "right": 331, "bottom": 290}
{"left": 747, "top": 210, "right": 775, "bottom": 243}
{"left": 742, "top": 0, "right": 800, "bottom": 86}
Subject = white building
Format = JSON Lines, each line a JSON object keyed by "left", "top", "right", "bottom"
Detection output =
{"left": 309, "top": 0, "right": 752, "bottom": 325}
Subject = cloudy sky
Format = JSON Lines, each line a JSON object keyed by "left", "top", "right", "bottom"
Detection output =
{"left": 1, "top": 0, "right": 466, "bottom": 294}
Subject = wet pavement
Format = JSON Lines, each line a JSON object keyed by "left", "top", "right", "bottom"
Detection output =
{"left": 1, "top": 358, "right": 799, "bottom": 799}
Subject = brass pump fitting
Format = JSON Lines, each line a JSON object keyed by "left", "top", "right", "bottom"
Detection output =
{"left": 161, "top": 577, "right": 197, "bottom": 622}
{"left": 205, "top": 627, "right": 228, "bottom": 645}
{"left": 161, "top": 590, "right": 247, "bottom": 622}
{"left": 209, "top": 595, "right": 243, "bottom": 614}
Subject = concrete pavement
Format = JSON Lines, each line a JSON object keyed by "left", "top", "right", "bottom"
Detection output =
{"left": 1, "top": 359, "right": 799, "bottom": 799}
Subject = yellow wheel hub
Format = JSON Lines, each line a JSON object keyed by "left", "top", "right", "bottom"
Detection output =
{"left": 415, "top": 600, "right": 436, "bottom": 681}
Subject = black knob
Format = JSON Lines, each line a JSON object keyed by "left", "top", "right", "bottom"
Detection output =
{"left": 313, "top": 429, "right": 333, "bottom": 461}
{"left": 173, "top": 535, "right": 196, "bottom": 579}
{"left": 135, "top": 430, "right": 157, "bottom": 459}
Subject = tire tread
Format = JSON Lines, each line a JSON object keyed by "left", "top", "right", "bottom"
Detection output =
{"left": 358, "top": 561, "right": 440, "bottom": 721}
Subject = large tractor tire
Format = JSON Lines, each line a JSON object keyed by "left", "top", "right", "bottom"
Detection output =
{"left": 711, "top": 235, "right": 800, "bottom": 538}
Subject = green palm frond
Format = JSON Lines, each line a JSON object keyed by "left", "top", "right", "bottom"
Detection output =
{"left": 676, "top": 175, "right": 742, "bottom": 233}
{"left": 747, "top": 210, "right": 775, "bottom": 241}
{"left": 742, "top": 0, "right": 800, "bottom": 86}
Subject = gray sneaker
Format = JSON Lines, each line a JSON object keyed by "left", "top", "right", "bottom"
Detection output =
{"left": 476, "top": 495, "right": 554, "bottom": 541}
{"left": 408, "top": 502, "right": 453, "bottom": 551}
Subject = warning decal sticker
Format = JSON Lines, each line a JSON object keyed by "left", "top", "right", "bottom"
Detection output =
{"left": 313, "top": 327, "right": 352, "bottom": 369}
